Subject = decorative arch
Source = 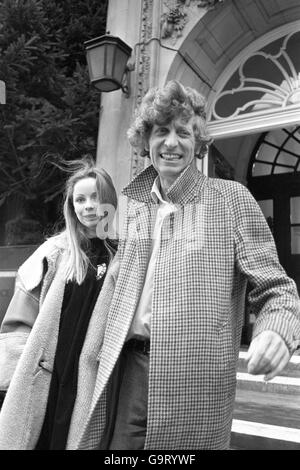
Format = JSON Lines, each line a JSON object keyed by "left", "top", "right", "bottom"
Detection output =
{"left": 207, "top": 21, "right": 300, "bottom": 138}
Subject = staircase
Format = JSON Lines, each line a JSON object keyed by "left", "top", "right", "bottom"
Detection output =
{"left": 231, "top": 351, "right": 300, "bottom": 450}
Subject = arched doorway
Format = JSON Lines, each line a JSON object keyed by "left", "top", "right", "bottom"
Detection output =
{"left": 248, "top": 126, "right": 300, "bottom": 295}
{"left": 211, "top": 126, "right": 300, "bottom": 345}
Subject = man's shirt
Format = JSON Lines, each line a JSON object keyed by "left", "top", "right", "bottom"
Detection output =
{"left": 127, "top": 177, "right": 177, "bottom": 340}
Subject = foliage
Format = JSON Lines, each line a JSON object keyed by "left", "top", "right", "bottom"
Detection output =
{"left": 0, "top": 0, "right": 108, "bottom": 242}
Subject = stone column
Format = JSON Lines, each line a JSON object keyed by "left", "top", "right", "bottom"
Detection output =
{"left": 96, "top": 0, "right": 162, "bottom": 195}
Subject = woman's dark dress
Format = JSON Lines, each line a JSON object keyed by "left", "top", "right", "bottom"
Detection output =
{"left": 36, "top": 238, "right": 109, "bottom": 450}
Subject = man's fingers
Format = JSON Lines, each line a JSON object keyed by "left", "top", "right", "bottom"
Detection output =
{"left": 246, "top": 331, "right": 290, "bottom": 377}
{"left": 247, "top": 340, "right": 274, "bottom": 374}
{"left": 263, "top": 348, "right": 290, "bottom": 381}
{"left": 248, "top": 343, "right": 281, "bottom": 375}
{"left": 248, "top": 344, "right": 290, "bottom": 379}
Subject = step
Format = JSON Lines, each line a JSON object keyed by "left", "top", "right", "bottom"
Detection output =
{"left": 231, "top": 419, "right": 300, "bottom": 450}
{"left": 236, "top": 372, "right": 300, "bottom": 394}
{"left": 233, "top": 350, "right": 300, "bottom": 449}
{"left": 238, "top": 350, "right": 300, "bottom": 377}
{"left": 232, "top": 381, "right": 300, "bottom": 449}
{"left": 234, "top": 388, "right": 300, "bottom": 429}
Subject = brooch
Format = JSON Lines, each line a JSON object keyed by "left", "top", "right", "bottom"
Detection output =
{"left": 96, "top": 263, "right": 107, "bottom": 280}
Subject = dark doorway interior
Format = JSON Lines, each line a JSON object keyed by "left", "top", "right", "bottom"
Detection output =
{"left": 248, "top": 126, "right": 300, "bottom": 295}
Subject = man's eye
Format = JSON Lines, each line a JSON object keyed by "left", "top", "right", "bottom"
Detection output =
{"left": 156, "top": 128, "right": 168, "bottom": 135}
{"left": 178, "top": 130, "right": 190, "bottom": 137}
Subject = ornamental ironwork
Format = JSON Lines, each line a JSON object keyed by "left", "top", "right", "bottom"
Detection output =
{"left": 210, "top": 30, "right": 300, "bottom": 122}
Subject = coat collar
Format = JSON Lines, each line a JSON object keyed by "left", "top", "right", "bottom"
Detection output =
{"left": 18, "top": 233, "right": 67, "bottom": 292}
{"left": 122, "top": 162, "right": 207, "bottom": 205}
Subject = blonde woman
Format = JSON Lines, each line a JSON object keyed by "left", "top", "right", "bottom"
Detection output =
{"left": 0, "top": 158, "right": 118, "bottom": 449}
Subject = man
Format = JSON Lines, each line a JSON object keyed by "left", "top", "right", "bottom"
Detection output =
{"left": 79, "top": 80, "right": 300, "bottom": 450}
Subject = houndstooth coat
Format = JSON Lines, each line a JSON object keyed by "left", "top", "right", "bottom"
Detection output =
{"left": 78, "top": 163, "right": 300, "bottom": 450}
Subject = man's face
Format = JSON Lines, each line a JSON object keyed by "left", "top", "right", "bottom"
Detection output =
{"left": 148, "top": 116, "right": 198, "bottom": 187}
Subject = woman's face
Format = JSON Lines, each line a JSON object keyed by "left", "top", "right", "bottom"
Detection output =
{"left": 72, "top": 177, "right": 101, "bottom": 237}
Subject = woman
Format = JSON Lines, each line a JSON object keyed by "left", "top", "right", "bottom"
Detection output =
{"left": 0, "top": 158, "right": 119, "bottom": 449}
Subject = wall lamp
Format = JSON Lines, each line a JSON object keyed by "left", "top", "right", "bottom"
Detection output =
{"left": 84, "top": 34, "right": 133, "bottom": 98}
{"left": 84, "top": 34, "right": 214, "bottom": 98}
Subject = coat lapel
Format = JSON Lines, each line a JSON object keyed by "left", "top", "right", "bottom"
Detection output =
{"left": 90, "top": 201, "right": 153, "bottom": 407}
{"left": 135, "top": 202, "right": 154, "bottom": 292}
{"left": 67, "top": 256, "right": 120, "bottom": 448}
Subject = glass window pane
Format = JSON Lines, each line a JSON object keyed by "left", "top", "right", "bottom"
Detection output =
{"left": 256, "top": 143, "right": 277, "bottom": 163}
{"left": 273, "top": 166, "right": 293, "bottom": 174}
{"left": 277, "top": 151, "right": 298, "bottom": 167}
{"left": 284, "top": 138, "right": 300, "bottom": 156}
{"left": 291, "top": 197, "right": 300, "bottom": 224}
{"left": 258, "top": 199, "right": 273, "bottom": 219}
{"left": 258, "top": 199, "right": 273, "bottom": 232}
{"left": 252, "top": 162, "right": 272, "bottom": 176}
{"left": 294, "top": 127, "right": 300, "bottom": 140}
{"left": 266, "top": 129, "right": 287, "bottom": 147}
{"left": 291, "top": 226, "right": 300, "bottom": 254}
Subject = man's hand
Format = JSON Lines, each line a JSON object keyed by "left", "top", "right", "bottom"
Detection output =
{"left": 245, "top": 330, "right": 290, "bottom": 381}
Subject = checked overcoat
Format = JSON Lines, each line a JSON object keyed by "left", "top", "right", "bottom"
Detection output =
{"left": 78, "top": 163, "right": 300, "bottom": 450}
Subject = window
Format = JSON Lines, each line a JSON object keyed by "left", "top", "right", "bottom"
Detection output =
{"left": 251, "top": 126, "right": 300, "bottom": 177}
{"left": 258, "top": 199, "right": 274, "bottom": 233}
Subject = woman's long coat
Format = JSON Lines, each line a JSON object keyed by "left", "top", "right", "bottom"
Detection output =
{"left": 0, "top": 235, "right": 119, "bottom": 449}
{"left": 78, "top": 164, "right": 300, "bottom": 450}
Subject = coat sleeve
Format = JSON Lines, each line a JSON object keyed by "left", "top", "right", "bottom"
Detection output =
{"left": 0, "top": 275, "right": 41, "bottom": 394}
{"left": 0, "top": 238, "right": 56, "bottom": 394}
{"left": 232, "top": 183, "right": 300, "bottom": 354}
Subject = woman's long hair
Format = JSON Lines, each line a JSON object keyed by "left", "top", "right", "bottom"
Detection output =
{"left": 61, "top": 159, "right": 118, "bottom": 284}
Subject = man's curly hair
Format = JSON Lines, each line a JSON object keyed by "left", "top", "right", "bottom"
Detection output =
{"left": 127, "top": 80, "right": 212, "bottom": 158}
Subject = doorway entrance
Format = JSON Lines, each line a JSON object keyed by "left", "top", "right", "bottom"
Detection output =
{"left": 212, "top": 126, "right": 300, "bottom": 344}
{"left": 247, "top": 125, "right": 300, "bottom": 295}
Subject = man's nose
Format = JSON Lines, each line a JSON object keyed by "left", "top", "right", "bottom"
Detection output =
{"left": 164, "top": 130, "right": 178, "bottom": 148}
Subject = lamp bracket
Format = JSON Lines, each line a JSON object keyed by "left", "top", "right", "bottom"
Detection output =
{"left": 121, "top": 63, "right": 135, "bottom": 98}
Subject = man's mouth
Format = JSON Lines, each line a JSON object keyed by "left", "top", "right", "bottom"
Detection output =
{"left": 160, "top": 153, "right": 182, "bottom": 161}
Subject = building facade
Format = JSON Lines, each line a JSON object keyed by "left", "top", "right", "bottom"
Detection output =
{"left": 1, "top": 1, "right": 299, "bottom": 340}
{"left": 96, "top": 0, "right": 300, "bottom": 342}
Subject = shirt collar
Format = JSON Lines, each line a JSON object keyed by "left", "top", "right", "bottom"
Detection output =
{"left": 122, "top": 162, "right": 207, "bottom": 204}
{"left": 151, "top": 177, "right": 170, "bottom": 204}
